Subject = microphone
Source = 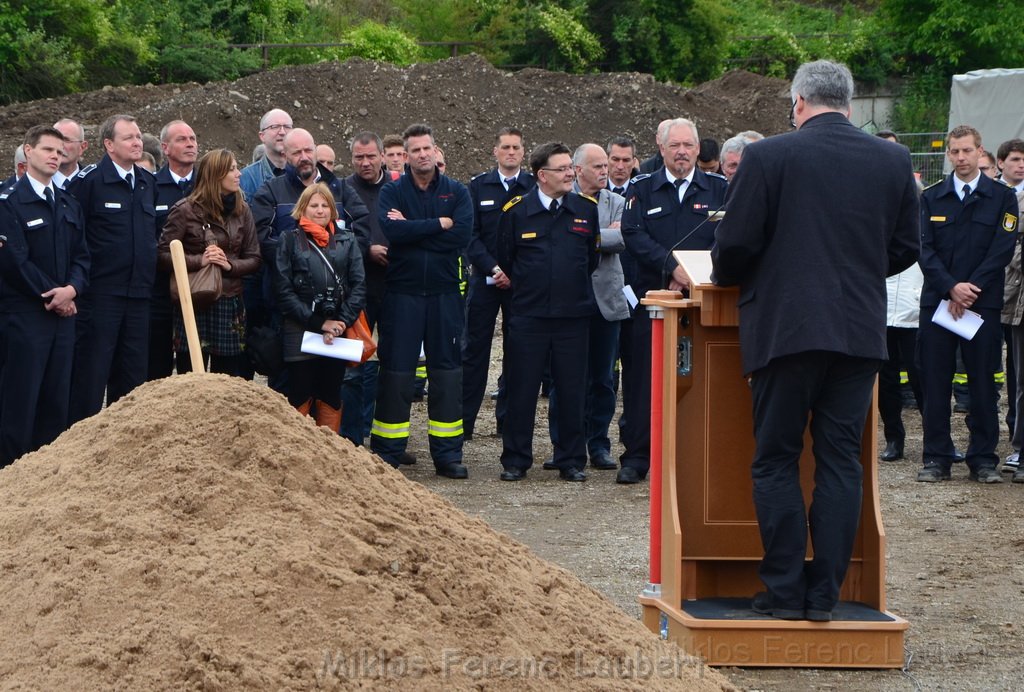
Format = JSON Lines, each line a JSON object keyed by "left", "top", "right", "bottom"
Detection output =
{"left": 659, "top": 199, "right": 728, "bottom": 290}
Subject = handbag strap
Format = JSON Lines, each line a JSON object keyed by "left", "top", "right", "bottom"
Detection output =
{"left": 308, "top": 241, "right": 341, "bottom": 289}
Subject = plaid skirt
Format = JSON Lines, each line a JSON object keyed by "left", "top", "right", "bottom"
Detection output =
{"left": 173, "top": 295, "right": 246, "bottom": 356}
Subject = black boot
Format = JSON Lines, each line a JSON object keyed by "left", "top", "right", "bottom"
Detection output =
{"left": 880, "top": 439, "right": 904, "bottom": 461}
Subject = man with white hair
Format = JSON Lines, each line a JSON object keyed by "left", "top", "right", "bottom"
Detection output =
{"left": 620, "top": 117, "right": 728, "bottom": 484}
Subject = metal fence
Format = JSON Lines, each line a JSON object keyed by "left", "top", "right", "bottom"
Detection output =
{"left": 896, "top": 132, "right": 947, "bottom": 186}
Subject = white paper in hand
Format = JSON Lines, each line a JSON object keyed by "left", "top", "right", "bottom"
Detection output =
{"left": 931, "top": 300, "right": 983, "bottom": 340}
{"left": 300, "top": 331, "right": 364, "bottom": 361}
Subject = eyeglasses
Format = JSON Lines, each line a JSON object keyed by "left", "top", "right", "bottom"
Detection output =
{"left": 789, "top": 101, "right": 797, "bottom": 129}
{"left": 260, "top": 123, "right": 293, "bottom": 134}
{"left": 541, "top": 166, "right": 575, "bottom": 174}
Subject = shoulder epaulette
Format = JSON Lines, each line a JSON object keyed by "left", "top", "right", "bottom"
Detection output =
{"left": 996, "top": 177, "right": 1013, "bottom": 188}
{"left": 470, "top": 171, "right": 488, "bottom": 181}
{"left": 579, "top": 193, "right": 598, "bottom": 204}
{"left": 705, "top": 171, "right": 728, "bottom": 181}
{"left": 628, "top": 173, "right": 652, "bottom": 185}
{"left": 77, "top": 163, "right": 98, "bottom": 178}
{"left": 502, "top": 195, "right": 523, "bottom": 212}
{"left": 923, "top": 179, "right": 943, "bottom": 191}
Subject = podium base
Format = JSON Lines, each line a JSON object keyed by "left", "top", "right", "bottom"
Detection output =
{"left": 640, "top": 595, "right": 907, "bottom": 668}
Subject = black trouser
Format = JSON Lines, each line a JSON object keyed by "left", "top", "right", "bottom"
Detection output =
{"left": 500, "top": 315, "right": 589, "bottom": 472}
{"left": 919, "top": 307, "right": 1001, "bottom": 471}
{"left": 461, "top": 275, "right": 512, "bottom": 438}
{"left": 287, "top": 357, "right": 347, "bottom": 409}
{"left": 878, "top": 326, "right": 922, "bottom": 443}
{"left": 70, "top": 294, "right": 150, "bottom": 425}
{"left": 750, "top": 351, "right": 879, "bottom": 612}
{"left": 619, "top": 307, "right": 652, "bottom": 473}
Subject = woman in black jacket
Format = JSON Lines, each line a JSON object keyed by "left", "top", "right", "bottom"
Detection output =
{"left": 274, "top": 182, "right": 365, "bottom": 429}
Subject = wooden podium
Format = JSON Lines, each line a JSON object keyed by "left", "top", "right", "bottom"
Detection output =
{"left": 638, "top": 252, "right": 907, "bottom": 668}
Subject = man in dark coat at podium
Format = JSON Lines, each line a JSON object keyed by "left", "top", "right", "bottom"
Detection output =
{"left": 711, "top": 60, "right": 920, "bottom": 621}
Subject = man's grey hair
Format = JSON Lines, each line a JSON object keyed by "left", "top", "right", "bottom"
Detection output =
{"left": 572, "top": 143, "right": 603, "bottom": 167}
{"left": 258, "top": 108, "right": 292, "bottom": 131}
{"left": 159, "top": 120, "right": 189, "bottom": 143}
{"left": 720, "top": 136, "right": 748, "bottom": 159}
{"left": 53, "top": 118, "right": 85, "bottom": 141}
{"left": 14, "top": 145, "right": 26, "bottom": 169}
{"left": 659, "top": 118, "right": 699, "bottom": 148}
{"left": 349, "top": 131, "right": 383, "bottom": 153}
{"left": 737, "top": 130, "right": 764, "bottom": 142}
{"left": 791, "top": 60, "right": 854, "bottom": 110}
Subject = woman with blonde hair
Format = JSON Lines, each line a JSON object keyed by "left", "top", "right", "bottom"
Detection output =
{"left": 158, "top": 149, "right": 261, "bottom": 374}
{"left": 274, "top": 182, "right": 365, "bottom": 428}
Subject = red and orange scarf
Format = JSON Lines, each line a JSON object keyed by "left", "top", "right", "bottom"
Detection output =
{"left": 298, "top": 216, "right": 334, "bottom": 248}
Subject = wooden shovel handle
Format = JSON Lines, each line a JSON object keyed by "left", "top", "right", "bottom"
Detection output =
{"left": 169, "top": 239, "right": 206, "bottom": 373}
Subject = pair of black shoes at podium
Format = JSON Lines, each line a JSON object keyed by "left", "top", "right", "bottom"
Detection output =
{"left": 752, "top": 592, "right": 832, "bottom": 622}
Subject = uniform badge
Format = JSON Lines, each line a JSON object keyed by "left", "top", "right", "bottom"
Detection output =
{"left": 1004, "top": 213, "right": 1019, "bottom": 232}
{"left": 693, "top": 203, "right": 709, "bottom": 210}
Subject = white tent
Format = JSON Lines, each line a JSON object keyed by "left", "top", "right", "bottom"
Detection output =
{"left": 948, "top": 68, "right": 1024, "bottom": 156}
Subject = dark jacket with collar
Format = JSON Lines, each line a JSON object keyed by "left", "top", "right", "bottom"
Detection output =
{"left": 250, "top": 163, "right": 370, "bottom": 266}
{"left": 621, "top": 166, "right": 728, "bottom": 295}
{"left": 0, "top": 176, "right": 89, "bottom": 311}
{"left": 378, "top": 168, "right": 473, "bottom": 295}
{"left": 346, "top": 169, "right": 392, "bottom": 300}
{"left": 496, "top": 188, "right": 598, "bottom": 318}
{"left": 711, "top": 112, "right": 921, "bottom": 375}
{"left": 67, "top": 154, "right": 157, "bottom": 298}
{"left": 466, "top": 168, "right": 536, "bottom": 275}
{"left": 919, "top": 172, "right": 1019, "bottom": 310}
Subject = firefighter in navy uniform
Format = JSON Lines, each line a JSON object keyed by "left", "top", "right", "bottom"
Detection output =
{"left": 148, "top": 120, "right": 197, "bottom": 379}
{"left": 619, "top": 118, "right": 728, "bottom": 484}
{"left": 0, "top": 126, "right": 89, "bottom": 465}
{"left": 371, "top": 123, "right": 473, "bottom": 478}
{"left": 496, "top": 142, "right": 599, "bottom": 482}
{"left": 67, "top": 114, "right": 158, "bottom": 424}
{"left": 463, "top": 127, "right": 536, "bottom": 440}
{"left": 917, "top": 125, "right": 1020, "bottom": 483}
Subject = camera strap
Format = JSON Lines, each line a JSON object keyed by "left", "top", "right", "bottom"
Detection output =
{"left": 308, "top": 242, "right": 340, "bottom": 289}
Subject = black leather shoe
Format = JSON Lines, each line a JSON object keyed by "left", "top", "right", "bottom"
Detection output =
{"left": 805, "top": 607, "right": 833, "bottom": 622}
{"left": 880, "top": 440, "right": 904, "bottom": 461}
{"left": 435, "top": 463, "right": 468, "bottom": 479}
{"left": 500, "top": 468, "right": 526, "bottom": 481}
{"left": 917, "top": 462, "right": 951, "bottom": 482}
{"left": 559, "top": 468, "right": 587, "bottom": 482}
{"left": 751, "top": 591, "right": 805, "bottom": 620}
{"left": 616, "top": 467, "right": 645, "bottom": 484}
{"left": 968, "top": 467, "right": 1003, "bottom": 484}
{"left": 398, "top": 451, "right": 417, "bottom": 466}
{"left": 589, "top": 451, "right": 618, "bottom": 470}
{"left": 542, "top": 457, "right": 558, "bottom": 470}
{"left": 952, "top": 448, "right": 966, "bottom": 463}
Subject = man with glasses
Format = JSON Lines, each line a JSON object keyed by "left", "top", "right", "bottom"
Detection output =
{"left": 52, "top": 119, "right": 88, "bottom": 190}
{"left": 240, "top": 108, "right": 293, "bottom": 201}
{"left": 619, "top": 117, "right": 729, "bottom": 484}
{"left": 495, "top": 142, "right": 600, "bottom": 482}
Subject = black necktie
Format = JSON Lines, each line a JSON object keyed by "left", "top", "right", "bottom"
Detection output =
{"left": 125, "top": 172, "right": 134, "bottom": 189}
{"left": 550, "top": 198, "right": 559, "bottom": 214}
{"left": 504, "top": 176, "right": 516, "bottom": 188}
{"left": 179, "top": 178, "right": 190, "bottom": 194}
{"left": 612, "top": 186, "right": 625, "bottom": 195}
{"left": 44, "top": 187, "right": 55, "bottom": 211}
{"left": 962, "top": 183, "right": 971, "bottom": 202}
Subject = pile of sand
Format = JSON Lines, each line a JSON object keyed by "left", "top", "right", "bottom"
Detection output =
{"left": 0, "top": 375, "right": 732, "bottom": 690}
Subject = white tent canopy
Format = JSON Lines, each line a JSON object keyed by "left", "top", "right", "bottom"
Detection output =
{"left": 948, "top": 68, "right": 1024, "bottom": 158}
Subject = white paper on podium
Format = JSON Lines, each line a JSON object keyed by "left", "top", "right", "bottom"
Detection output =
{"left": 672, "top": 250, "right": 714, "bottom": 286}
{"left": 931, "top": 300, "right": 983, "bottom": 340}
{"left": 300, "top": 331, "right": 364, "bottom": 361}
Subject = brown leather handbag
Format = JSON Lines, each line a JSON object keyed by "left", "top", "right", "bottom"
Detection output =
{"left": 170, "top": 224, "right": 223, "bottom": 310}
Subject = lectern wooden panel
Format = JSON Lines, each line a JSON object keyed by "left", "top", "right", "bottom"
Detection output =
{"left": 638, "top": 260, "right": 907, "bottom": 668}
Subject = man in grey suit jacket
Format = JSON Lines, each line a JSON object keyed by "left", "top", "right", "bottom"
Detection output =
{"left": 711, "top": 60, "right": 920, "bottom": 621}
{"left": 547, "top": 143, "right": 630, "bottom": 470}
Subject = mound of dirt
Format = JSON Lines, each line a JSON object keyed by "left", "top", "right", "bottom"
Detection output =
{"left": 0, "top": 55, "right": 790, "bottom": 181}
{"left": 0, "top": 374, "right": 733, "bottom": 690}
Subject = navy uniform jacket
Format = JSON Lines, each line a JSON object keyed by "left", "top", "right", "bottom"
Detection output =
{"left": 67, "top": 154, "right": 157, "bottom": 298}
{"left": 466, "top": 169, "right": 535, "bottom": 275}
{"left": 378, "top": 168, "right": 473, "bottom": 296}
{"left": 622, "top": 167, "right": 728, "bottom": 296}
{"left": 711, "top": 112, "right": 921, "bottom": 375}
{"left": 496, "top": 189, "right": 599, "bottom": 319}
{"left": 919, "top": 174, "right": 1019, "bottom": 310}
{"left": 151, "top": 165, "right": 193, "bottom": 306}
{"left": 346, "top": 170, "right": 394, "bottom": 301}
{"left": 251, "top": 163, "right": 370, "bottom": 266}
{"left": 0, "top": 177, "right": 89, "bottom": 311}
